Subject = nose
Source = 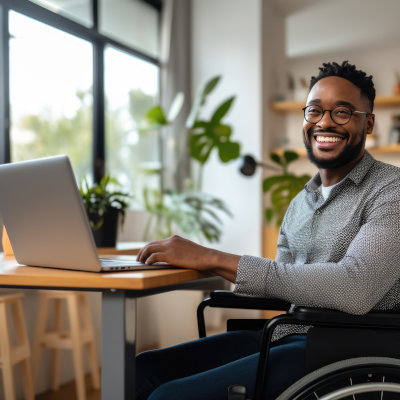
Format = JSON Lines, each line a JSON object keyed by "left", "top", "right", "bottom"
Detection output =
{"left": 317, "top": 110, "right": 337, "bottom": 127}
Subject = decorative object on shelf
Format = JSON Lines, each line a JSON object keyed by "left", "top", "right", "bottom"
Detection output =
{"left": 287, "top": 73, "right": 295, "bottom": 101}
{"left": 79, "top": 176, "right": 131, "bottom": 247}
{"left": 389, "top": 115, "right": 400, "bottom": 144}
{"left": 294, "top": 77, "right": 309, "bottom": 102}
{"left": 141, "top": 76, "right": 241, "bottom": 243}
{"left": 365, "top": 132, "right": 378, "bottom": 149}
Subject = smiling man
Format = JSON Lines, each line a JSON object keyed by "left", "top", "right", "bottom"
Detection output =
{"left": 303, "top": 64, "right": 375, "bottom": 185}
{"left": 135, "top": 61, "right": 400, "bottom": 400}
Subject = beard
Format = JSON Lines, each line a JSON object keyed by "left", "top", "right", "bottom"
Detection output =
{"left": 303, "top": 127, "right": 365, "bottom": 169}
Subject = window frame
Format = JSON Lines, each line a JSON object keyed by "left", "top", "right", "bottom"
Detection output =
{"left": 0, "top": 0, "right": 161, "bottom": 182}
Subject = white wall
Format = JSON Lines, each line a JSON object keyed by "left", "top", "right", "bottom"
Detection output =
{"left": 191, "top": 0, "right": 263, "bottom": 257}
{"left": 286, "top": 0, "right": 400, "bottom": 58}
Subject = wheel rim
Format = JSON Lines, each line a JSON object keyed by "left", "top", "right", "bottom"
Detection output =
{"left": 319, "top": 382, "right": 400, "bottom": 400}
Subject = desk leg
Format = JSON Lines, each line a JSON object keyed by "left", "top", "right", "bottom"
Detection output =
{"left": 102, "top": 290, "right": 136, "bottom": 400}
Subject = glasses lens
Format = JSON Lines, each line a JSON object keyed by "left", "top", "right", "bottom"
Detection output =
{"left": 331, "top": 106, "right": 352, "bottom": 124}
{"left": 304, "top": 105, "right": 323, "bottom": 123}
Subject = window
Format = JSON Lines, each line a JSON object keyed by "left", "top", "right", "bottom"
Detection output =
{"left": 1, "top": 0, "right": 161, "bottom": 196}
{"left": 105, "top": 46, "right": 160, "bottom": 204}
{"left": 9, "top": 11, "right": 93, "bottom": 181}
{"left": 28, "top": 0, "right": 93, "bottom": 27}
{"left": 100, "top": 0, "right": 159, "bottom": 58}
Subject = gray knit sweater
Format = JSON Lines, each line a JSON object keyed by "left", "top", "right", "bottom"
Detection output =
{"left": 234, "top": 151, "right": 400, "bottom": 317}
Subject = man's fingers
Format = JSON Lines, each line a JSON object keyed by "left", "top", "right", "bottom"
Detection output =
{"left": 145, "top": 252, "right": 164, "bottom": 265}
{"left": 137, "top": 240, "right": 163, "bottom": 261}
{"left": 137, "top": 243, "right": 166, "bottom": 264}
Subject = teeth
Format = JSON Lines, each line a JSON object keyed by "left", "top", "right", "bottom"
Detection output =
{"left": 316, "top": 136, "right": 342, "bottom": 143}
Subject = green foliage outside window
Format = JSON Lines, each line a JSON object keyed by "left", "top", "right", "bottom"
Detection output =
{"left": 14, "top": 90, "right": 92, "bottom": 181}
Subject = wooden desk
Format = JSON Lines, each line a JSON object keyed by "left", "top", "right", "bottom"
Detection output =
{"left": 0, "top": 256, "right": 224, "bottom": 399}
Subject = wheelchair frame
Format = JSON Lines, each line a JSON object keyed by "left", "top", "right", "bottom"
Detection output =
{"left": 197, "top": 290, "right": 400, "bottom": 400}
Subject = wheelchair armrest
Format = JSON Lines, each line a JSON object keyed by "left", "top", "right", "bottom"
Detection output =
{"left": 197, "top": 290, "right": 291, "bottom": 338}
{"left": 292, "top": 306, "right": 400, "bottom": 329}
{"left": 205, "top": 290, "right": 291, "bottom": 311}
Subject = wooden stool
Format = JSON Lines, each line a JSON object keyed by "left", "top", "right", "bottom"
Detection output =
{"left": 32, "top": 291, "right": 100, "bottom": 400}
{"left": 0, "top": 293, "right": 34, "bottom": 400}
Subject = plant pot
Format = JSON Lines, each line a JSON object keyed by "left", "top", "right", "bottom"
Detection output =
{"left": 88, "top": 208, "right": 119, "bottom": 248}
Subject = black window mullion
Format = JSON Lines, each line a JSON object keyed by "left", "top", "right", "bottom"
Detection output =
{"left": 0, "top": 3, "right": 9, "bottom": 164}
{"left": 93, "top": 38, "right": 105, "bottom": 183}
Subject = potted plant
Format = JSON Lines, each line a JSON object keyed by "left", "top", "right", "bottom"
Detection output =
{"left": 262, "top": 150, "right": 311, "bottom": 258}
{"left": 80, "top": 176, "right": 131, "bottom": 247}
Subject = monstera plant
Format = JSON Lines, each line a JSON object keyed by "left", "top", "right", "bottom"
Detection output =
{"left": 141, "top": 76, "right": 241, "bottom": 242}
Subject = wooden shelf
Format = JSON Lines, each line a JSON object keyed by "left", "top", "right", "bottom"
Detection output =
{"left": 270, "top": 95, "right": 400, "bottom": 112}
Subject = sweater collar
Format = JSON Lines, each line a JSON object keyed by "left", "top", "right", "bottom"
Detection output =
{"left": 305, "top": 150, "right": 376, "bottom": 192}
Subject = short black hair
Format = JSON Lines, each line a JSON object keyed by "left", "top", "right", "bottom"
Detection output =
{"left": 309, "top": 61, "right": 376, "bottom": 111}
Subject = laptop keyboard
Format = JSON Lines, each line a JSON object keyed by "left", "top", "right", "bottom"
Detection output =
{"left": 99, "top": 258, "right": 144, "bottom": 268}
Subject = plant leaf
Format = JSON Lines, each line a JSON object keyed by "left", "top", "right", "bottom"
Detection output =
{"left": 186, "top": 76, "right": 221, "bottom": 129}
{"left": 283, "top": 150, "right": 299, "bottom": 164}
{"left": 146, "top": 105, "right": 168, "bottom": 126}
{"left": 263, "top": 175, "right": 291, "bottom": 193}
{"left": 212, "top": 124, "right": 231, "bottom": 137}
{"left": 270, "top": 152, "right": 283, "bottom": 166}
{"left": 211, "top": 96, "right": 235, "bottom": 124}
{"left": 201, "top": 76, "right": 221, "bottom": 103}
{"left": 218, "top": 141, "right": 241, "bottom": 163}
{"left": 189, "top": 133, "right": 213, "bottom": 164}
{"left": 265, "top": 208, "right": 274, "bottom": 223}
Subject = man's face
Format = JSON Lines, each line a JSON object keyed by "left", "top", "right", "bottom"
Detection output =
{"left": 303, "top": 76, "right": 374, "bottom": 169}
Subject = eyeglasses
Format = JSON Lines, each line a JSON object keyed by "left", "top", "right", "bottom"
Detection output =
{"left": 302, "top": 105, "right": 371, "bottom": 125}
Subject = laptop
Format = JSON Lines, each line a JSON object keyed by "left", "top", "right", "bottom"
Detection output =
{"left": 0, "top": 155, "right": 171, "bottom": 272}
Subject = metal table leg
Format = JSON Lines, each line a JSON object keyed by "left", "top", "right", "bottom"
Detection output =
{"left": 102, "top": 290, "right": 136, "bottom": 400}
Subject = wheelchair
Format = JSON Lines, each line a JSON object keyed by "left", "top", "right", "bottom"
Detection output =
{"left": 197, "top": 290, "right": 400, "bottom": 400}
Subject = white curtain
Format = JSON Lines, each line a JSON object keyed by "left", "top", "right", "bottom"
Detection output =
{"left": 159, "top": 0, "right": 192, "bottom": 192}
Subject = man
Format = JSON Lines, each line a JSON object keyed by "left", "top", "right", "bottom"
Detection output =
{"left": 135, "top": 61, "right": 400, "bottom": 399}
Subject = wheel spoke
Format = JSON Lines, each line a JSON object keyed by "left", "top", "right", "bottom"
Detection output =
{"left": 350, "top": 377, "right": 356, "bottom": 400}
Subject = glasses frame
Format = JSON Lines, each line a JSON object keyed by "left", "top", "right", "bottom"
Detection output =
{"left": 302, "top": 105, "right": 371, "bottom": 125}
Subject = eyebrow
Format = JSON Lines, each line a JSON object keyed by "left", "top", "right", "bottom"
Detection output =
{"left": 306, "top": 99, "right": 357, "bottom": 110}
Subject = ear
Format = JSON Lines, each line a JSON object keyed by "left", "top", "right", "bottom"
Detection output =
{"left": 365, "top": 113, "right": 375, "bottom": 135}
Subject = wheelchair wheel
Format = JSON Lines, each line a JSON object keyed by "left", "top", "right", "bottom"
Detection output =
{"left": 276, "top": 357, "right": 400, "bottom": 400}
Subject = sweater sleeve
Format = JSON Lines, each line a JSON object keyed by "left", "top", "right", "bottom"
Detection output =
{"left": 234, "top": 193, "right": 400, "bottom": 315}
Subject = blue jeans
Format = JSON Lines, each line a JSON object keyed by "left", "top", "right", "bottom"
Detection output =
{"left": 136, "top": 330, "right": 307, "bottom": 399}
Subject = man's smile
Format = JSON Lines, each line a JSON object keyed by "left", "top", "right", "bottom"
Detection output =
{"left": 313, "top": 133, "right": 347, "bottom": 150}
{"left": 315, "top": 136, "right": 343, "bottom": 143}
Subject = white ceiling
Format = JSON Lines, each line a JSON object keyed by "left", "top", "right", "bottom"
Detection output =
{"left": 271, "top": 0, "right": 400, "bottom": 59}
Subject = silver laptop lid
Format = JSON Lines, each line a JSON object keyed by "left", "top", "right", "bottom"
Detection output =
{"left": 0, "top": 155, "right": 102, "bottom": 271}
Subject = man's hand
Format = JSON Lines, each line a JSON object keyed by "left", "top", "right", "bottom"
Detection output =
{"left": 136, "top": 235, "right": 240, "bottom": 282}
